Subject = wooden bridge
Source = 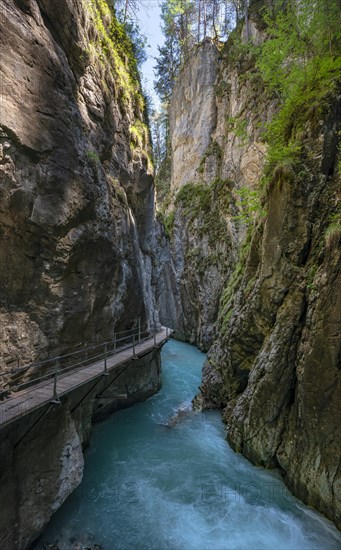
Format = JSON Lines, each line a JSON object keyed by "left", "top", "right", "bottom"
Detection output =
{"left": 0, "top": 326, "right": 171, "bottom": 429}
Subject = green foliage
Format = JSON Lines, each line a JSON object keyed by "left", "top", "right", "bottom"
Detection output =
{"left": 154, "top": 1, "right": 183, "bottom": 102}
{"left": 85, "top": 150, "right": 100, "bottom": 164}
{"left": 116, "top": 12, "right": 149, "bottom": 69}
{"left": 163, "top": 211, "right": 176, "bottom": 238}
{"left": 174, "top": 179, "right": 233, "bottom": 245}
{"left": 325, "top": 212, "right": 341, "bottom": 249}
{"left": 154, "top": 0, "right": 241, "bottom": 103}
{"left": 224, "top": 31, "right": 261, "bottom": 71}
{"left": 233, "top": 186, "right": 266, "bottom": 226}
{"left": 198, "top": 141, "right": 222, "bottom": 175}
{"left": 151, "top": 104, "right": 171, "bottom": 173}
{"left": 158, "top": 179, "right": 232, "bottom": 244}
{"left": 306, "top": 264, "right": 318, "bottom": 292}
{"left": 107, "top": 175, "right": 128, "bottom": 205}
{"left": 219, "top": 227, "right": 253, "bottom": 332}
{"left": 130, "top": 120, "right": 148, "bottom": 148}
{"left": 175, "top": 181, "right": 211, "bottom": 216}
{"left": 82, "top": 2, "right": 153, "bottom": 169}
{"left": 226, "top": 116, "right": 248, "bottom": 144}
{"left": 84, "top": 0, "right": 147, "bottom": 118}
{"left": 256, "top": 0, "right": 341, "bottom": 186}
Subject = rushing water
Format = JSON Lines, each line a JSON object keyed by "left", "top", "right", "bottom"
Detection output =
{"left": 34, "top": 340, "right": 341, "bottom": 550}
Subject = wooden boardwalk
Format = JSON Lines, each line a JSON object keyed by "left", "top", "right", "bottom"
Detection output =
{"left": 0, "top": 328, "right": 169, "bottom": 430}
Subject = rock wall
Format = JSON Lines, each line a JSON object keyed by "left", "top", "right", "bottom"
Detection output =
{"left": 0, "top": 1, "right": 165, "bottom": 546}
{"left": 169, "top": 41, "right": 219, "bottom": 191}
{"left": 186, "top": 22, "right": 341, "bottom": 533}
{"left": 159, "top": 6, "right": 341, "bottom": 530}
{"left": 0, "top": 0, "right": 159, "bottom": 381}
{"left": 197, "top": 95, "right": 341, "bottom": 527}
{"left": 159, "top": 29, "right": 272, "bottom": 349}
{"left": 0, "top": 346, "right": 162, "bottom": 550}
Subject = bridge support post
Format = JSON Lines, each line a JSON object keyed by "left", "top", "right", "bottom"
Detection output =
{"left": 51, "top": 360, "right": 61, "bottom": 405}
{"left": 103, "top": 343, "right": 109, "bottom": 376}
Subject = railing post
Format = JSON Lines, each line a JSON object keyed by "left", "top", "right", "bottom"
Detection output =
{"left": 51, "top": 359, "right": 61, "bottom": 405}
{"left": 133, "top": 334, "right": 137, "bottom": 359}
{"left": 138, "top": 316, "right": 141, "bottom": 344}
{"left": 103, "top": 343, "right": 109, "bottom": 375}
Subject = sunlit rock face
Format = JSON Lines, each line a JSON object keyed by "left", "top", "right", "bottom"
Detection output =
{"left": 169, "top": 40, "right": 219, "bottom": 191}
{"left": 199, "top": 98, "right": 341, "bottom": 527}
{"left": 194, "top": 43, "right": 341, "bottom": 534}
{"left": 169, "top": 34, "right": 269, "bottom": 194}
{"left": 0, "top": 0, "right": 159, "bottom": 378}
{"left": 159, "top": 28, "right": 271, "bottom": 349}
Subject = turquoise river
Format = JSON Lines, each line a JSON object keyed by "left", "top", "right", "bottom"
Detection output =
{"left": 33, "top": 340, "right": 341, "bottom": 549}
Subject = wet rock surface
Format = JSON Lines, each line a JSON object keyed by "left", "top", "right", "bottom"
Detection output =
{"left": 159, "top": 12, "right": 341, "bottom": 531}
{"left": 0, "top": 0, "right": 162, "bottom": 547}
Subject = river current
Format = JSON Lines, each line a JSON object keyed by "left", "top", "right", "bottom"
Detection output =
{"left": 34, "top": 339, "right": 341, "bottom": 550}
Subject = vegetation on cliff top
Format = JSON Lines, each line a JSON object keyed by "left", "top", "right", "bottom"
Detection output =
{"left": 257, "top": 0, "right": 341, "bottom": 187}
{"left": 83, "top": 0, "right": 153, "bottom": 169}
{"left": 153, "top": 0, "right": 250, "bottom": 173}
{"left": 217, "top": 0, "right": 341, "bottom": 331}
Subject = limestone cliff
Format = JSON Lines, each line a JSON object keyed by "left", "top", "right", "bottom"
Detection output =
{"left": 159, "top": 4, "right": 341, "bottom": 530}
{"left": 0, "top": 0, "right": 158, "bottom": 383}
{"left": 158, "top": 32, "right": 271, "bottom": 349}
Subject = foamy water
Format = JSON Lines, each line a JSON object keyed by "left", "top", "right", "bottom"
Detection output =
{"left": 33, "top": 340, "right": 341, "bottom": 549}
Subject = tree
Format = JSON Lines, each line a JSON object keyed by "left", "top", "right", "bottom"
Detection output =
{"left": 256, "top": 0, "right": 341, "bottom": 182}
{"left": 113, "top": 0, "right": 149, "bottom": 69}
{"left": 151, "top": 105, "right": 170, "bottom": 171}
{"left": 152, "top": 0, "right": 257, "bottom": 179}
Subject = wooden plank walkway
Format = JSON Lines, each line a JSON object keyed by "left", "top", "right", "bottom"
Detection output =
{"left": 0, "top": 328, "right": 169, "bottom": 430}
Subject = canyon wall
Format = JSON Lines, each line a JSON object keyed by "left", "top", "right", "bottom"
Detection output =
{"left": 160, "top": 7, "right": 341, "bottom": 530}
{"left": 0, "top": 1, "right": 164, "bottom": 547}
{"left": 197, "top": 90, "right": 341, "bottom": 527}
{"left": 0, "top": 0, "right": 159, "bottom": 383}
{"left": 158, "top": 28, "right": 271, "bottom": 349}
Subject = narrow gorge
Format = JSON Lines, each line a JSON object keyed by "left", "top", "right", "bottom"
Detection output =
{"left": 0, "top": 0, "right": 340, "bottom": 548}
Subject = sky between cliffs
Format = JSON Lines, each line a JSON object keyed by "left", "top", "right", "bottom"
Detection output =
{"left": 135, "top": 1, "right": 163, "bottom": 108}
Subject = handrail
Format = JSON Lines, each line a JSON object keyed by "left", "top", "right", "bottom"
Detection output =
{"left": 0, "top": 321, "right": 172, "bottom": 401}
{"left": 0, "top": 320, "right": 153, "bottom": 375}
{"left": 0, "top": 325, "right": 150, "bottom": 378}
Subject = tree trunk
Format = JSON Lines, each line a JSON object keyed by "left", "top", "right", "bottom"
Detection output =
{"left": 244, "top": 0, "right": 250, "bottom": 41}
{"left": 124, "top": 0, "right": 129, "bottom": 23}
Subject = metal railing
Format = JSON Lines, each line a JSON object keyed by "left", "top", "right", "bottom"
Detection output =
{"left": 0, "top": 321, "right": 172, "bottom": 402}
